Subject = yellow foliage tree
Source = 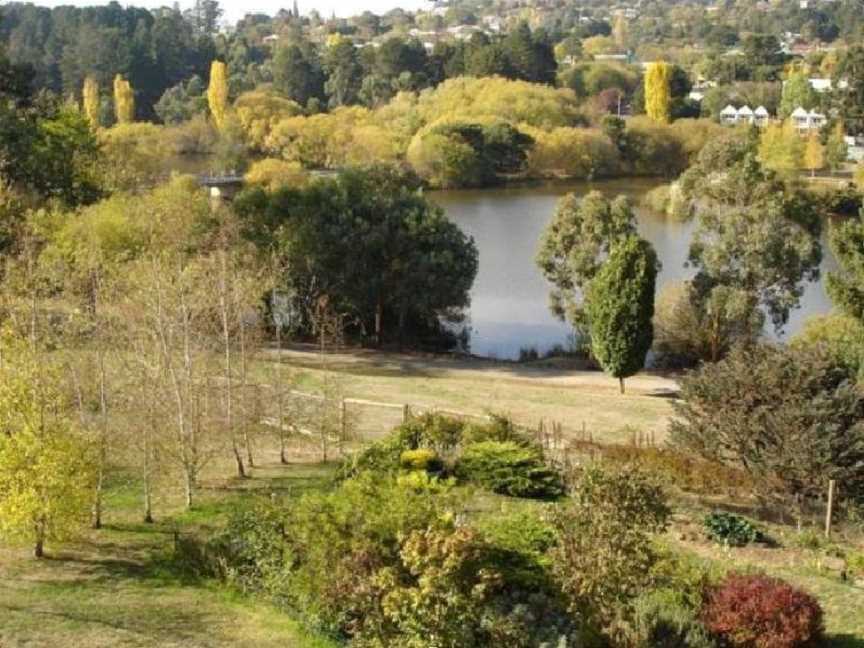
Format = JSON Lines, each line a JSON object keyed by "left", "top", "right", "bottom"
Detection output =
{"left": 0, "top": 332, "right": 95, "bottom": 558}
{"left": 855, "top": 163, "right": 864, "bottom": 190}
{"left": 244, "top": 158, "right": 307, "bottom": 189}
{"left": 612, "top": 13, "right": 629, "bottom": 49}
{"left": 803, "top": 131, "right": 825, "bottom": 177}
{"left": 82, "top": 76, "right": 100, "bottom": 129}
{"left": 644, "top": 62, "right": 672, "bottom": 124}
{"left": 208, "top": 60, "right": 230, "bottom": 131}
{"left": 113, "top": 75, "right": 135, "bottom": 124}
{"left": 758, "top": 120, "right": 804, "bottom": 175}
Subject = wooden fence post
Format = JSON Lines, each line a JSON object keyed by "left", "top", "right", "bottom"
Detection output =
{"left": 402, "top": 404, "right": 411, "bottom": 423}
{"left": 824, "top": 479, "right": 836, "bottom": 540}
{"left": 339, "top": 398, "right": 347, "bottom": 444}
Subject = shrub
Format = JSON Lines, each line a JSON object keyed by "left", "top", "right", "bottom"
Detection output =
{"left": 551, "top": 464, "right": 671, "bottom": 630}
{"left": 456, "top": 441, "right": 564, "bottom": 499}
{"left": 700, "top": 573, "right": 824, "bottom": 648}
{"left": 399, "top": 448, "right": 443, "bottom": 472}
{"left": 670, "top": 344, "right": 864, "bottom": 503}
{"left": 629, "top": 589, "right": 716, "bottom": 648}
{"left": 703, "top": 512, "right": 762, "bottom": 547}
{"left": 461, "top": 414, "right": 532, "bottom": 447}
{"left": 396, "top": 412, "right": 465, "bottom": 453}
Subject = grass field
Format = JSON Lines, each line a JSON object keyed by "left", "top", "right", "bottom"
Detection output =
{"left": 0, "top": 456, "right": 340, "bottom": 648}
{"left": 255, "top": 345, "right": 678, "bottom": 444}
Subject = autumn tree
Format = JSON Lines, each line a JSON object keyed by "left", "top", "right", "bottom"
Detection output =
{"left": 644, "top": 62, "right": 672, "bottom": 124}
{"left": 208, "top": 60, "right": 230, "bottom": 131}
{"left": 0, "top": 331, "right": 96, "bottom": 558}
{"left": 113, "top": 75, "right": 135, "bottom": 124}
{"left": 803, "top": 131, "right": 825, "bottom": 177}
{"left": 586, "top": 235, "right": 659, "bottom": 393}
{"left": 537, "top": 191, "right": 636, "bottom": 333}
{"left": 758, "top": 120, "right": 803, "bottom": 175}
{"left": 82, "top": 76, "right": 100, "bottom": 129}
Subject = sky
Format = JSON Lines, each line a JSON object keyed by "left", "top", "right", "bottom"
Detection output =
{"left": 28, "top": 0, "right": 433, "bottom": 23}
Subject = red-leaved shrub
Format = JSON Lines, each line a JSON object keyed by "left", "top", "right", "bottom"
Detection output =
{"left": 700, "top": 573, "right": 824, "bottom": 648}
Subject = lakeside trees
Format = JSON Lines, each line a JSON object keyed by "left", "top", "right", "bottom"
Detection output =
{"left": 234, "top": 166, "right": 478, "bottom": 347}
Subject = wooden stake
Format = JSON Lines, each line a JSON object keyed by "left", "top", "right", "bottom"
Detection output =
{"left": 824, "top": 479, "right": 836, "bottom": 540}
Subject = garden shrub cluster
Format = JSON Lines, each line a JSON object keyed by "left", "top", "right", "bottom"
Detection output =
{"left": 703, "top": 512, "right": 763, "bottom": 547}
{"left": 199, "top": 414, "right": 828, "bottom": 648}
{"left": 341, "top": 412, "right": 564, "bottom": 499}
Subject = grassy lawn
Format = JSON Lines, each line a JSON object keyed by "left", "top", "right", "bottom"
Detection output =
{"left": 255, "top": 345, "right": 677, "bottom": 444}
{"left": 0, "top": 457, "right": 339, "bottom": 648}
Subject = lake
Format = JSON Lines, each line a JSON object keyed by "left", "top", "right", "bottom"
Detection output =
{"left": 432, "top": 179, "right": 838, "bottom": 360}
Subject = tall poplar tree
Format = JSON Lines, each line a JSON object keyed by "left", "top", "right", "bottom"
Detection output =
{"left": 113, "top": 75, "right": 135, "bottom": 124}
{"left": 208, "top": 60, "right": 229, "bottom": 130}
{"left": 586, "top": 235, "right": 659, "bottom": 394}
{"left": 644, "top": 61, "right": 671, "bottom": 124}
{"left": 82, "top": 76, "right": 100, "bottom": 129}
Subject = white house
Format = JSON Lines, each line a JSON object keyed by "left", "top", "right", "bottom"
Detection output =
{"left": 720, "top": 105, "right": 771, "bottom": 126}
{"left": 720, "top": 104, "right": 739, "bottom": 124}
{"left": 791, "top": 107, "right": 827, "bottom": 131}
{"left": 737, "top": 105, "right": 755, "bottom": 123}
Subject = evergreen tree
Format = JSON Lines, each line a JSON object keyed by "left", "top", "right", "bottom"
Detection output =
{"left": 207, "top": 60, "right": 230, "bottom": 130}
{"left": 586, "top": 235, "right": 659, "bottom": 394}
{"left": 828, "top": 208, "right": 864, "bottom": 323}
{"left": 113, "top": 75, "right": 135, "bottom": 124}
{"left": 644, "top": 62, "right": 671, "bottom": 123}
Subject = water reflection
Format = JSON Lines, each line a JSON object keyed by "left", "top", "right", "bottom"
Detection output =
{"left": 432, "top": 179, "right": 837, "bottom": 360}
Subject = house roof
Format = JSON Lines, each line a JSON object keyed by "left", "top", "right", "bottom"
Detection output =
{"left": 737, "top": 105, "right": 754, "bottom": 115}
{"left": 720, "top": 104, "right": 738, "bottom": 115}
{"left": 791, "top": 107, "right": 809, "bottom": 118}
{"left": 754, "top": 106, "right": 769, "bottom": 115}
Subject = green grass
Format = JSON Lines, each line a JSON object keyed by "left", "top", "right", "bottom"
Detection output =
{"left": 0, "top": 458, "right": 340, "bottom": 648}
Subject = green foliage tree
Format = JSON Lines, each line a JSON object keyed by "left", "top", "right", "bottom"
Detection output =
{"left": 273, "top": 43, "right": 325, "bottom": 108}
{"left": 828, "top": 208, "right": 864, "bottom": 323}
{"left": 155, "top": 75, "right": 207, "bottom": 124}
{"left": 585, "top": 235, "right": 659, "bottom": 393}
{"left": 669, "top": 344, "right": 864, "bottom": 504}
{"left": 792, "top": 313, "right": 864, "bottom": 380}
{"left": 825, "top": 121, "right": 848, "bottom": 174}
{"left": 681, "top": 135, "right": 822, "bottom": 332}
{"left": 536, "top": 191, "right": 636, "bottom": 331}
{"left": 234, "top": 166, "right": 478, "bottom": 346}
{"left": 779, "top": 70, "right": 817, "bottom": 118}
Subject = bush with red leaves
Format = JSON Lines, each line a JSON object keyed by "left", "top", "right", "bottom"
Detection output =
{"left": 700, "top": 573, "right": 824, "bottom": 648}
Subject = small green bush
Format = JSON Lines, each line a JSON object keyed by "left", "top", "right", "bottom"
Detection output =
{"left": 400, "top": 448, "right": 443, "bottom": 472}
{"left": 462, "top": 414, "right": 533, "bottom": 447}
{"left": 847, "top": 551, "right": 864, "bottom": 578}
{"left": 396, "top": 412, "right": 465, "bottom": 452}
{"left": 703, "top": 512, "right": 761, "bottom": 547}
{"left": 629, "top": 589, "right": 716, "bottom": 648}
{"left": 457, "top": 441, "right": 564, "bottom": 499}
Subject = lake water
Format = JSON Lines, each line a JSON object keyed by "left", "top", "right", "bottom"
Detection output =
{"left": 432, "top": 179, "right": 838, "bottom": 360}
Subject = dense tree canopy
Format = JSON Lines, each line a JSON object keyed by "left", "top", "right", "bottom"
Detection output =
{"left": 234, "top": 166, "right": 478, "bottom": 347}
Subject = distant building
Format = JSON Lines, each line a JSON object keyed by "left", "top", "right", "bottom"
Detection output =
{"left": 790, "top": 107, "right": 827, "bottom": 131}
{"left": 720, "top": 104, "right": 772, "bottom": 126}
